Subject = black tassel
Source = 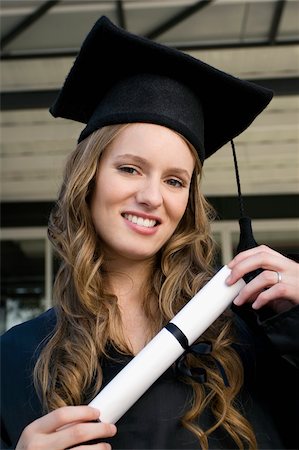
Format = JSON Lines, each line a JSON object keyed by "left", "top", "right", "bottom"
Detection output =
{"left": 237, "top": 216, "right": 258, "bottom": 253}
{"left": 231, "top": 141, "right": 262, "bottom": 283}
{"left": 237, "top": 216, "right": 263, "bottom": 283}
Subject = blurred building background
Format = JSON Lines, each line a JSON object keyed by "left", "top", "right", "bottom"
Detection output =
{"left": 1, "top": 0, "right": 299, "bottom": 332}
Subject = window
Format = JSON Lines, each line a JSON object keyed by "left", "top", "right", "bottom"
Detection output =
{"left": 1, "top": 219, "right": 298, "bottom": 333}
{"left": 0, "top": 228, "right": 52, "bottom": 334}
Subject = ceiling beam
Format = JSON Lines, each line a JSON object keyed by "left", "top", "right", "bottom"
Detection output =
{"left": 269, "top": 0, "right": 286, "bottom": 45}
{"left": 145, "top": 0, "right": 214, "bottom": 40}
{"left": 170, "top": 38, "right": 299, "bottom": 51}
{"left": 1, "top": 37, "right": 298, "bottom": 61}
{"left": 2, "top": 77, "right": 297, "bottom": 111}
{"left": 0, "top": 0, "right": 61, "bottom": 52}
{"left": 116, "top": 0, "right": 126, "bottom": 30}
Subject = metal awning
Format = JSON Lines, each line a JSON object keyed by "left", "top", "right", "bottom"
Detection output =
{"left": 1, "top": 0, "right": 299, "bottom": 58}
{"left": 1, "top": 0, "right": 298, "bottom": 202}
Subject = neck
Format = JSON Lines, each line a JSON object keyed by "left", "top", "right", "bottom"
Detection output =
{"left": 103, "top": 256, "right": 157, "bottom": 355}
{"left": 103, "top": 256, "right": 155, "bottom": 307}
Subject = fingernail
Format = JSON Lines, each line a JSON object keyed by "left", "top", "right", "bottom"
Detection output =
{"left": 233, "top": 296, "right": 241, "bottom": 305}
{"left": 226, "top": 275, "right": 232, "bottom": 284}
{"left": 110, "top": 424, "right": 117, "bottom": 433}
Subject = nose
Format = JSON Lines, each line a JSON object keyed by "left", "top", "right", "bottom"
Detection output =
{"left": 136, "top": 177, "right": 163, "bottom": 209}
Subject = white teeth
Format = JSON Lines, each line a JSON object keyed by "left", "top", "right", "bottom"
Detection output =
{"left": 137, "top": 217, "right": 143, "bottom": 226}
{"left": 124, "top": 214, "right": 156, "bottom": 228}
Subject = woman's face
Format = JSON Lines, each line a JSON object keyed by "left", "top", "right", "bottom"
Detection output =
{"left": 90, "top": 123, "right": 195, "bottom": 262}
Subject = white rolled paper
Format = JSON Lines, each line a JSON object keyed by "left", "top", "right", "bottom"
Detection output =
{"left": 89, "top": 265, "right": 245, "bottom": 423}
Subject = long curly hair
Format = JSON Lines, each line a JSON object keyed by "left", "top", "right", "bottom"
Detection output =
{"left": 34, "top": 124, "right": 256, "bottom": 449}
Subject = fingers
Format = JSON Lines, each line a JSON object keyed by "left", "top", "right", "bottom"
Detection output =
{"left": 226, "top": 245, "right": 299, "bottom": 311}
{"left": 228, "top": 244, "right": 280, "bottom": 266}
{"left": 16, "top": 406, "right": 117, "bottom": 450}
{"left": 227, "top": 245, "right": 283, "bottom": 284}
{"left": 28, "top": 406, "right": 101, "bottom": 433}
{"left": 232, "top": 270, "right": 284, "bottom": 309}
{"left": 51, "top": 421, "right": 116, "bottom": 450}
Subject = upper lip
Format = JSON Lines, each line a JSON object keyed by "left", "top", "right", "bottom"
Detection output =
{"left": 121, "top": 211, "right": 162, "bottom": 224}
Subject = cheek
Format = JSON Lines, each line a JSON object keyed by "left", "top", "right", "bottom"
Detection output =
{"left": 90, "top": 181, "right": 107, "bottom": 224}
{"left": 92, "top": 174, "right": 114, "bottom": 208}
{"left": 168, "top": 192, "right": 190, "bottom": 224}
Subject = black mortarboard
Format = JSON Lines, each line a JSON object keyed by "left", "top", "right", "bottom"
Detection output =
{"left": 50, "top": 15, "right": 273, "bottom": 164}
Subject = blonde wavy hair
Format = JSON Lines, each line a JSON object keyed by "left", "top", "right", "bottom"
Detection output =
{"left": 34, "top": 124, "right": 256, "bottom": 449}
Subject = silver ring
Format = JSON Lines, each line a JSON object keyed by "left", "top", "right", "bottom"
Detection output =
{"left": 276, "top": 271, "right": 282, "bottom": 284}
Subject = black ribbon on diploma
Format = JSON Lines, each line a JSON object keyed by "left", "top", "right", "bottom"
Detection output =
{"left": 165, "top": 323, "right": 230, "bottom": 387}
{"left": 175, "top": 341, "right": 230, "bottom": 387}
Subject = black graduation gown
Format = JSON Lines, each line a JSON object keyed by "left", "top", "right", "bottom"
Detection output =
{"left": 1, "top": 306, "right": 298, "bottom": 450}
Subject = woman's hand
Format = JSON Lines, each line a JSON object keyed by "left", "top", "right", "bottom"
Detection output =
{"left": 226, "top": 245, "right": 299, "bottom": 313}
{"left": 16, "top": 405, "right": 117, "bottom": 450}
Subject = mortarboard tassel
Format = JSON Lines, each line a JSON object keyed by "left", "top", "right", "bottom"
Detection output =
{"left": 230, "top": 140, "right": 262, "bottom": 283}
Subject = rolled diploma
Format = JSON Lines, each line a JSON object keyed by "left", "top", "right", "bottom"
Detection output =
{"left": 89, "top": 265, "right": 245, "bottom": 423}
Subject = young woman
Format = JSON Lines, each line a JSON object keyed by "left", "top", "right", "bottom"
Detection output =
{"left": 1, "top": 16, "right": 298, "bottom": 450}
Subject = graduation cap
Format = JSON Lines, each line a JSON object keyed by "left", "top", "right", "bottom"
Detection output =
{"left": 50, "top": 15, "right": 273, "bottom": 165}
{"left": 50, "top": 16, "right": 273, "bottom": 262}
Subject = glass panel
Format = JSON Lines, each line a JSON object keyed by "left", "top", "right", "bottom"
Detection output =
{"left": 278, "top": 0, "right": 299, "bottom": 39}
{"left": 244, "top": 2, "right": 277, "bottom": 40}
{"left": 156, "top": 3, "right": 246, "bottom": 43}
{"left": 0, "top": 239, "right": 46, "bottom": 333}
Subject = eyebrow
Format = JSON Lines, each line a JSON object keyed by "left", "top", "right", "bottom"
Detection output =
{"left": 114, "top": 153, "right": 192, "bottom": 180}
{"left": 114, "top": 154, "right": 149, "bottom": 167}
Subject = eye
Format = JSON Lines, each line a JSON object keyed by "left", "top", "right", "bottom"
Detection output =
{"left": 118, "top": 166, "right": 139, "bottom": 175}
{"left": 166, "top": 178, "right": 184, "bottom": 188}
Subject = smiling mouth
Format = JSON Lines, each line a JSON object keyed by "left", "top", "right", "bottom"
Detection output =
{"left": 122, "top": 213, "right": 158, "bottom": 228}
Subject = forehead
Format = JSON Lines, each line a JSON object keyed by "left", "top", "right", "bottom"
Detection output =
{"left": 103, "top": 123, "right": 196, "bottom": 168}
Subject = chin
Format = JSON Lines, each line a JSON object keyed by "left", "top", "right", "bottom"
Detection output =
{"left": 118, "top": 247, "right": 160, "bottom": 262}
{"left": 126, "top": 252, "right": 157, "bottom": 261}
